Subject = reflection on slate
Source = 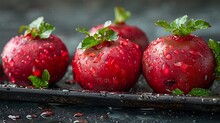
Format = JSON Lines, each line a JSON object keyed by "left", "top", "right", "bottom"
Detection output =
{"left": 1, "top": 0, "right": 220, "bottom": 122}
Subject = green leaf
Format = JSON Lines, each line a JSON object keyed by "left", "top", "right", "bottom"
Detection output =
{"left": 77, "top": 21, "right": 118, "bottom": 50}
{"left": 208, "top": 39, "right": 220, "bottom": 77}
{"left": 188, "top": 88, "right": 211, "bottom": 96}
{"left": 172, "top": 88, "right": 184, "bottom": 95}
{"left": 18, "top": 25, "right": 28, "bottom": 34}
{"left": 114, "top": 6, "right": 131, "bottom": 24}
{"left": 105, "top": 30, "right": 119, "bottom": 41}
{"left": 76, "top": 28, "right": 90, "bottom": 36}
{"left": 155, "top": 15, "right": 211, "bottom": 36}
{"left": 194, "top": 20, "right": 211, "bottom": 29}
{"left": 20, "top": 16, "right": 55, "bottom": 39}
{"left": 39, "top": 22, "right": 55, "bottom": 38}
{"left": 29, "top": 16, "right": 44, "bottom": 29}
{"left": 104, "top": 21, "right": 112, "bottom": 28}
{"left": 42, "top": 70, "right": 50, "bottom": 82}
{"left": 81, "top": 37, "right": 99, "bottom": 49}
{"left": 28, "top": 69, "right": 50, "bottom": 88}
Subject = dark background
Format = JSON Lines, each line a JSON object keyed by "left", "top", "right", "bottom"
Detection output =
{"left": 0, "top": 0, "right": 220, "bottom": 55}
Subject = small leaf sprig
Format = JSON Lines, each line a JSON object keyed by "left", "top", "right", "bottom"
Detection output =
{"left": 114, "top": 6, "right": 131, "bottom": 24}
{"left": 76, "top": 21, "right": 119, "bottom": 49}
{"left": 19, "top": 17, "right": 55, "bottom": 39}
{"left": 208, "top": 39, "right": 220, "bottom": 79}
{"left": 155, "top": 15, "right": 211, "bottom": 36}
{"left": 28, "top": 69, "right": 50, "bottom": 88}
{"left": 172, "top": 88, "right": 211, "bottom": 96}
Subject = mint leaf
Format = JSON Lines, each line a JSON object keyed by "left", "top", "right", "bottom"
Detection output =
{"left": 42, "top": 69, "right": 50, "bottom": 82}
{"left": 19, "top": 16, "right": 55, "bottom": 39}
{"left": 208, "top": 39, "right": 220, "bottom": 78}
{"left": 81, "top": 37, "right": 99, "bottom": 49}
{"left": 77, "top": 21, "right": 118, "bottom": 49}
{"left": 188, "top": 88, "right": 211, "bottom": 96}
{"left": 155, "top": 15, "right": 211, "bottom": 36}
{"left": 29, "top": 16, "right": 44, "bottom": 29}
{"left": 76, "top": 28, "right": 90, "bottom": 36}
{"left": 28, "top": 69, "right": 50, "bottom": 88}
{"left": 114, "top": 7, "right": 131, "bottom": 24}
{"left": 104, "top": 21, "right": 112, "bottom": 28}
{"left": 172, "top": 88, "right": 184, "bottom": 95}
{"left": 105, "top": 30, "right": 118, "bottom": 41}
{"left": 39, "top": 22, "right": 55, "bottom": 38}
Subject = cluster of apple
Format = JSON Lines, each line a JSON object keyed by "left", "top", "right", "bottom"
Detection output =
{"left": 1, "top": 7, "right": 218, "bottom": 94}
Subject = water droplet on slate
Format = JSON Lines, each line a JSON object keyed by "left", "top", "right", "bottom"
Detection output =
{"left": 40, "top": 110, "right": 54, "bottom": 118}
{"left": 73, "top": 112, "right": 83, "bottom": 117}
{"left": 8, "top": 115, "right": 20, "bottom": 121}
{"left": 26, "top": 114, "right": 38, "bottom": 119}
{"left": 73, "top": 119, "right": 88, "bottom": 123}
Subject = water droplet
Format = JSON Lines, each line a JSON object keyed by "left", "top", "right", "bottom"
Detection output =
{"left": 40, "top": 110, "right": 54, "bottom": 118}
{"left": 73, "top": 119, "right": 88, "bottom": 123}
{"left": 165, "top": 54, "right": 172, "bottom": 60}
{"left": 189, "top": 50, "right": 203, "bottom": 57}
{"left": 35, "top": 59, "right": 40, "bottom": 63}
{"left": 119, "top": 50, "right": 124, "bottom": 54}
{"left": 90, "top": 67, "right": 95, "bottom": 74}
{"left": 43, "top": 49, "right": 49, "bottom": 54}
{"left": 26, "top": 55, "right": 31, "bottom": 61}
{"left": 174, "top": 62, "right": 189, "bottom": 72}
{"left": 173, "top": 50, "right": 179, "bottom": 55}
{"left": 121, "top": 40, "right": 128, "bottom": 46}
{"left": 8, "top": 58, "right": 15, "bottom": 67}
{"left": 162, "top": 63, "right": 170, "bottom": 74}
{"left": 39, "top": 46, "right": 43, "bottom": 50}
{"left": 73, "top": 112, "right": 83, "bottom": 117}
{"left": 113, "top": 77, "right": 118, "bottom": 84}
{"left": 105, "top": 58, "right": 114, "bottom": 66}
{"left": 93, "top": 52, "right": 103, "bottom": 63}
{"left": 212, "top": 98, "right": 218, "bottom": 103}
{"left": 32, "top": 66, "right": 41, "bottom": 76}
{"left": 204, "top": 75, "right": 208, "bottom": 80}
{"left": 163, "top": 47, "right": 169, "bottom": 56}
{"left": 100, "top": 91, "right": 107, "bottom": 97}
{"left": 26, "top": 114, "right": 38, "bottom": 119}
{"left": 8, "top": 115, "right": 20, "bottom": 121}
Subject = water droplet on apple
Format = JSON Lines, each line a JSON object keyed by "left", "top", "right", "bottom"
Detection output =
{"left": 173, "top": 50, "right": 179, "bottom": 55}
{"left": 162, "top": 63, "right": 170, "bottom": 74}
{"left": 121, "top": 40, "right": 128, "bottom": 46}
{"left": 189, "top": 50, "right": 203, "bottom": 57}
{"left": 90, "top": 67, "right": 95, "bottom": 74}
{"left": 32, "top": 66, "right": 41, "bottom": 76}
{"left": 204, "top": 75, "right": 208, "bottom": 80}
{"left": 8, "top": 58, "right": 15, "bottom": 67}
{"left": 119, "top": 50, "right": 124, "bottom": 54}
{"left": 93, "top": 52, "right": 103, "bottom": 63}
{"left": 174, "top": 62, "right": 189, "bottom": 72}
{"left": 165, "top": 54, "right": 172, "bottom": 60}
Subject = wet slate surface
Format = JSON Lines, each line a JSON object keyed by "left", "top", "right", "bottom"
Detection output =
{"left": 1, "top": 0, "right": 220, "bottom": 122}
